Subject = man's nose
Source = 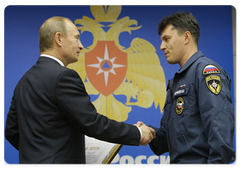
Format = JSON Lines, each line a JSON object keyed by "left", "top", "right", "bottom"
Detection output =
{"left": 160, "top": 42, "right": 166, "bottom": 51}
{"left": 79, "top": 40, "right": 84, "bottom": 50}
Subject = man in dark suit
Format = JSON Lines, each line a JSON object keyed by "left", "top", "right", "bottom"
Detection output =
{"left": 5, "top": 16, "right": 155, "bottom": 164}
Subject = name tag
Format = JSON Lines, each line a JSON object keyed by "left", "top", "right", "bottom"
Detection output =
{"left": 173, "top": 85, "right": 189, "bottom": 98}
{"left": 174, "top": 89, "right": 186, "bottom": 97}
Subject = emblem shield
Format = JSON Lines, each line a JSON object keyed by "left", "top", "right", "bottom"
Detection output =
{"left": 176, "top": 97, "right": 184, "bottom": 115}
{"left": 205, "top": 75, "right": 221, "bottom": 95}
{"left": 85, "top": 41, "right": 127, "bottom": 96}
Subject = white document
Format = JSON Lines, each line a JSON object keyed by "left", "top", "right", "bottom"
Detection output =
{"left": 85, "top": 136, "right": 122, "bottom": 164}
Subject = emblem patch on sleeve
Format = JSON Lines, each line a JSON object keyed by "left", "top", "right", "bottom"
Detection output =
{"left": 176, "top": 97, "right": 184, "bottom": 115}
{"left": 203, "top": 65, "right": 220, "bottom": 75}
{"left": 205, "top": 75, "right": 221, "bottom": 95}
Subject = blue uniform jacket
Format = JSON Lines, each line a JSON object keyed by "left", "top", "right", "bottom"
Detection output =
{"left": 149, "top": 51, "right": 235, "bottom": 164}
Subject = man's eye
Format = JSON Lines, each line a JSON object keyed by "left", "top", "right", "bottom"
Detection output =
{"left": 165, "top": 38, "right": 169, "bottom": 41}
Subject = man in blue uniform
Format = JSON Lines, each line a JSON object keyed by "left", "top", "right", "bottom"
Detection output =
{"left": 136, "top": 12, "right": 235, "bottom": 163}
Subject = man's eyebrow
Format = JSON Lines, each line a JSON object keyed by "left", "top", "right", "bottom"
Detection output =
{"left": 161, "top": 35, "right": 170, "bottom": 40}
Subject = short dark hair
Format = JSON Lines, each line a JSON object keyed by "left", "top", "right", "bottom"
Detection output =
{"left": 158, "top": 12, "right": 200, "bottom": 45}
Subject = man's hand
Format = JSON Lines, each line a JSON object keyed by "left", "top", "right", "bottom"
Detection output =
{"left": 134, "top": 121, "right": 156, "bottom": 146}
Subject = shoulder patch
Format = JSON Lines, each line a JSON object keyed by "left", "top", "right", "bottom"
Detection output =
{"left": 203, "top": 65, "right": 220, "bottom": 75}
{"left": 205, "top": 75, "right": 221, "bottom": 95}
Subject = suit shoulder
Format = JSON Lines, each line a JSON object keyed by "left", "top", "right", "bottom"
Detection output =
{"left": 58, "top": 67, "right": 78, "bottom": 75}
{"left": 56, "top": 68, "right": 83, "bottom": 86}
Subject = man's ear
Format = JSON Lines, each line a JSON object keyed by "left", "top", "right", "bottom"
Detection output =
{"left": 54, "top": 32, "right": 62, "bottom": 47}
{"left": 184, "top": 31, "right": 191, "bottom": 45}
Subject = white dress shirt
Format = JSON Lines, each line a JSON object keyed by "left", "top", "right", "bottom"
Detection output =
{"left": 40, "top": 54, "right": 65, "bottom": 67}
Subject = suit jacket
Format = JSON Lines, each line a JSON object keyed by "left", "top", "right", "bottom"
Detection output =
{"left": 5, "top": 57, "right": 140, "bottom": 164}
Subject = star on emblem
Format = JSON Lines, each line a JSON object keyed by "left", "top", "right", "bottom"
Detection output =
{"left": 211, "top": 80, "right": 218, "bottom": 90}
{"left": 87, "top": 44, "right": 126, "bottom": 86}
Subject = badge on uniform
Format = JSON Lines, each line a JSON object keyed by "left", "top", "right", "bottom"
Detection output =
{"left": 203, "top": 65, "right": 220, "bottom": 75}
{"left": 176, "top": 97, "right": 184, "bottom": 115}
{"left": 205, "top": 75, "right": 221, "bottom": 95}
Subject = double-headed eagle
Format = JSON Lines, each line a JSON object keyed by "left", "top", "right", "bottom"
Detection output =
{"left": 68, "top": 6, "right": 166, "bottom": 122}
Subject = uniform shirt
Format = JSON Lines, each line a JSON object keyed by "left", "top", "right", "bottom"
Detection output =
{"left": 149, "top": 51, "right": 235, "bottom": 164}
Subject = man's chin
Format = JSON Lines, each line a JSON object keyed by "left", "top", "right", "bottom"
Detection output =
{"left": 73, "top": 57, "right": 79, "bottom": 63}
{"left": 167, "top": 59, "right": 177, "bottom": 65}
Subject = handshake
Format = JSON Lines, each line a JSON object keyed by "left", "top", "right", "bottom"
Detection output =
{"left": 134, "top": 121, "right": 156, "bottom": 146}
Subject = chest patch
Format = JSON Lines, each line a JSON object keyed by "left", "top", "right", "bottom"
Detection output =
{"left": 174, "top": 89, "right": 186, "bottom": 97}
{"left": 176, "top": 97, "right": 184, "bottom": 115}
{"left": 203, "top": 64, "right": 220, "bottom": 75}
{"left": 205, "top": 75, "right": 221, "bottom": 95}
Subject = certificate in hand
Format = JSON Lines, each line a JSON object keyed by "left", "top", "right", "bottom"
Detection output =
{"left": 85, "top": 136, "right": 123, "bottom": 164}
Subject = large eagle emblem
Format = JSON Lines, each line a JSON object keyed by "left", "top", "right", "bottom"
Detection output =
{"left": 68, "top": 5, "right": 166, "bottom": 122}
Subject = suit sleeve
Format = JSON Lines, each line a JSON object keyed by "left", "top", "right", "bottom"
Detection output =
{"left": 196, "top": 64, "right": 235, "bottom": 163}
{"left": 55, "top": 69, "right": 141, "bottom": 146}
{"left": 5, "top": 94, "right": 19, "bottom": 150}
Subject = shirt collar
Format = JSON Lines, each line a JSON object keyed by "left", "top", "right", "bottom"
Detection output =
{"left": 40, "top": 54, "right": 65, "bottom": 67}
{"left": 177, "top": 51, "right": 204, "bottom": 74}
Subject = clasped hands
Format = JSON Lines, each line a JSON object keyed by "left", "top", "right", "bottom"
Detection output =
{"left": 134, "top": 121, "right": 156, "bottom": 146}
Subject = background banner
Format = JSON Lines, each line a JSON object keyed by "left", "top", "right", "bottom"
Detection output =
{"left": 4, "top": 5, "right": 235, "bottom": 164}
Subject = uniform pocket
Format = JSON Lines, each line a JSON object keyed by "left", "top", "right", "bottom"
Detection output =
{"left": 171, "top": 132, "right": 191, "bottom": 154}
